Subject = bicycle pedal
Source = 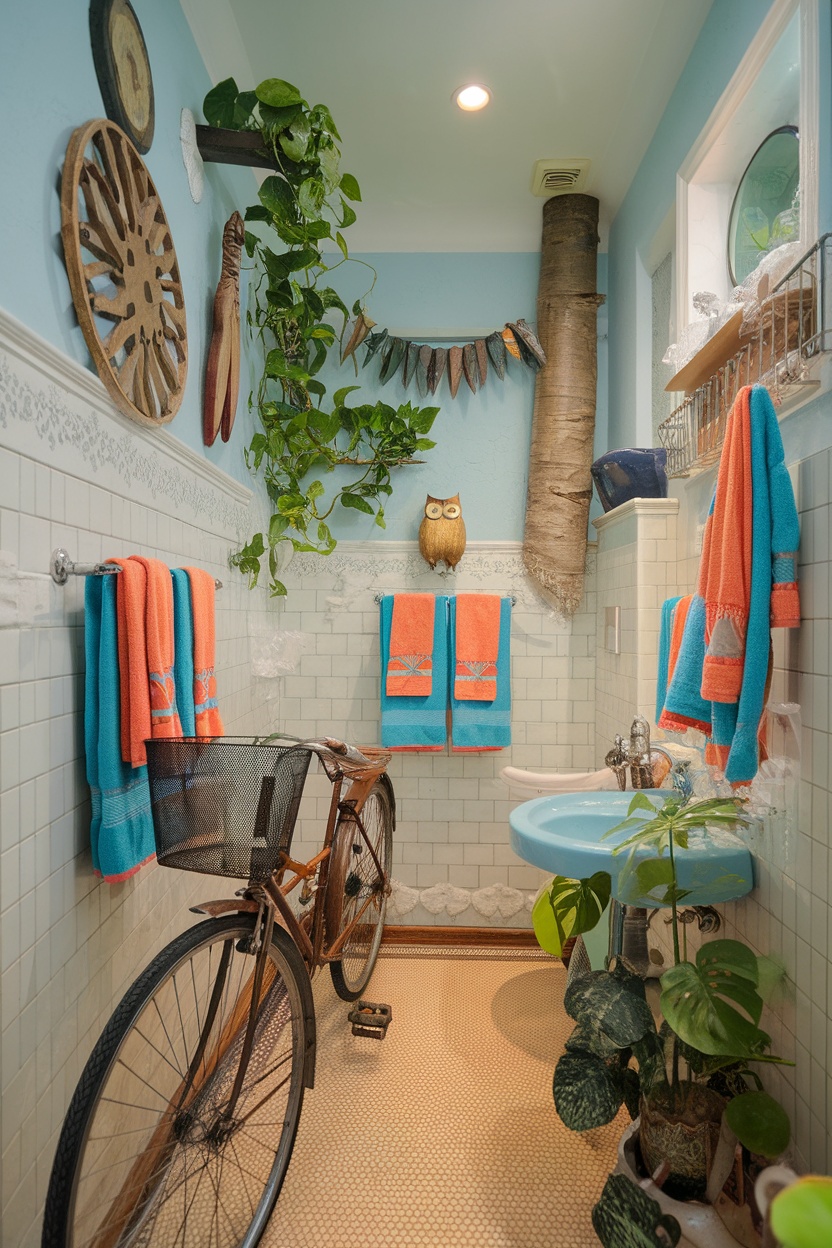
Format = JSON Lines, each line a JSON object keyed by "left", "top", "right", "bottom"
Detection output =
{"left": 347, "top": 1000, "right": 392, "bottom": 1039}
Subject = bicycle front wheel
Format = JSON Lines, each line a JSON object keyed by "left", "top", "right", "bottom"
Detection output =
{"left": 325, "top": 780, "right": 393, "bottom": 1001}
{"left": 43, "top": 915, "right": 311, "bottom": 1248}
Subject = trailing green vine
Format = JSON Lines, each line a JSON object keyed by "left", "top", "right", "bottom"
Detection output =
{"left": 203, "top": 77, "right": 439, "bottom": 594}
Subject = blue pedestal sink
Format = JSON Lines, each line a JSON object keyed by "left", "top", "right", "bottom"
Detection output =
{"left": 509, "top": 790, "right": 754, "bottom": 908}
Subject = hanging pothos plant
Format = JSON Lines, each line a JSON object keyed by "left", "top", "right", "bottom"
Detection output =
{"left": 203, "top": 77, "right": 439, "bottom": 594}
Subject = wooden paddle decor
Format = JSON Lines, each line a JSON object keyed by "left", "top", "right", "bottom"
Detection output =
{"left": 204, "top": 211, "right": 245, "bottom": 446}
{"left": 60, "top": 118, "right": 188, "bottom": 427}
{"left": 341, "top": 318, "right": 545, "bottom": 398}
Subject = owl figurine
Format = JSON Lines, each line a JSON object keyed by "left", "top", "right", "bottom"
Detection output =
{"left": 418, "top": 494, "right": 467, "bottom": 571}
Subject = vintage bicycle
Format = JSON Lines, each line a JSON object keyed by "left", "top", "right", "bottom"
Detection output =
{"left": 42, "top": 733, "right": 395, "bottom": 1248}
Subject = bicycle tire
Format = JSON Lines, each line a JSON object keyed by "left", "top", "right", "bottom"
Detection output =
{"left": 325, "top": 780, "right": 393, "bottom": 1001}
{"left": 42, "top": 914, "right": 311, "bottom": 1248}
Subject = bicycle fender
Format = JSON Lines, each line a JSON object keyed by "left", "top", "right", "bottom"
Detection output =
{"left": 189, "top": 898, "right": 261, "bottom": 917}
{"left": 377, "top": 772, "right": 397, "bottom": 829}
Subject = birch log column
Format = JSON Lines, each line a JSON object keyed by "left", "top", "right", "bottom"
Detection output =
{"left": 523, "top": 194, "right": 603, "bottom": 614}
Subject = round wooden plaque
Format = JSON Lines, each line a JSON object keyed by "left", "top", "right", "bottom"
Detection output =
{"left": 60, "top": 119, "right": 188, "bottom": 428}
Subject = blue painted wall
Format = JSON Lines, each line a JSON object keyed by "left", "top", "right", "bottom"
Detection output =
{"left": 0, "top": 0, "right": 259, "bottom": 486}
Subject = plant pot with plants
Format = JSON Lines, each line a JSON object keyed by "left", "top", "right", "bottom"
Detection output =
{"left": 200, "top": 76, "right": 440, "bottom": 595}
{"left": 532, "top": 794, "right": 793, "bottom": 1247}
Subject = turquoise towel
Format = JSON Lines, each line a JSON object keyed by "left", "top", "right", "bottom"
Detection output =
{"left": 85, "top": 576, "right": 156, "bottom": 882}
{"left": 380, "top": 595, "right": 449, "bottom": 750}
{"left": 450, "top": 596, "right": 512, "bottom": 751}
{"left": 171, "top": 569, "right": 196, "bottom": 737}
{"left": 725, "top": 385, "right": 800, "bottom": 782}
{"left": 656, "top": 596, "right": 682, "bottom": 722}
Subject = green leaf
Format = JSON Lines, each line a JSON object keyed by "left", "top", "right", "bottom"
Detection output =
{"left": 339, "top": 198, "right": 357, "bottom": 229}
{"left": 628, "top": 791, "right": 664, "bottom": 817}
{"left": 259, "top": 175, "right": 296, "bottom": 219}
{"left": 724, "top": 1090, "right": 790, "bottom": 1158}
{"left": 243, "top": 230, "right": 259, "bottom": 258}
{"left": 309, "top": 103, "right": 341, "bottom": 141}
{"left": 340, "top": 493, "right": 374, "bottom": 515}
{"left": 564, "top": 967, "right": 655, "bottom": 1048}
{"left": 553, "top": 1052, "right": 633, "bottom": 1131}
{"left": 297, "top": 177, "right": 325, "bottom": 220}
{"left": 771, "top": 1177, "right": 832, "bottom": 1248}
{"left": 258, "top": 102, "right": 302, "bottom": 131}
{"left": 340, "top": 172, "right": 362, "bottom": 202}
{"left": 255, "top": 78, "right": 303, "bottom": 108}
{"left": 307, "top": 480, "right": 325, "bottom": 501}
{"left": 335, "top": 231, "right": 349, "bottom": 260}
{"left": 203, "top": 77, "right": 240, "bottom": 128}
{"left": 333, "top": 385, "right": 361, "bottom": 407}
{"left": 375, "top": 509, "right": 386, "bottom": 529}
{"left": 319, "top": 142, "right": 340, "bottom": 193}
{"left": 235, "top": 90, "right": 259, "bottom": 122}
{"left": 532, "top": 872, "right": 610, "bottom": 956}
{"left": 279, "top": 113, "right": 312, "bottom": 161}
{"left": 286, "top": 247, "right": 320, "bottom": 273}
{"left": 660, "top": 940, "right": 767, "bottom": 1057}
{"left": 592, "top": 1174, "right": 681, "bottom": 1248}
{"left": 268, "top": 514, "right": 289, "bottom": 546}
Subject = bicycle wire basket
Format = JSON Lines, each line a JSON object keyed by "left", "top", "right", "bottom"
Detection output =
{"left": 145, "top": 737, "right": 312, "bottom": 881}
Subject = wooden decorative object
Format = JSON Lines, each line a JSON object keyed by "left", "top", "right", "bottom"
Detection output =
{"left": 60, "top": 119, "right": 188, "bottom": 428}
{"left": 523, "top": 194, "right": 603, "bottom": 615}
{"left": 358, "top": 321, "right": 544, "bottom": 397}
{"left": 418, "top": 494, "right": 466, "bottom": 570}
{"left": 89, "top": 0, "right": 155, "bottom": 153}
{"left": 204, "top": 211, "right": 245, "bottom": 446}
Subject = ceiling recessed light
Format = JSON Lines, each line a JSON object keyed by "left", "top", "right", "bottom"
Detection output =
{"left": 454, "top": 84, "right": 491, "bottom": 112}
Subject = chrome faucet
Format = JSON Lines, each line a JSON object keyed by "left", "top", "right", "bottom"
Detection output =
{"left": 605, "top": 715, "right": 692, "bottom": 798}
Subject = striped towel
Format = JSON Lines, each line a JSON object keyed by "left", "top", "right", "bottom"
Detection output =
{"left": 454, "top": 594, "right": 501, "bottom": 701}
{"left": 171, "top": 569, "right": 196, "bottom": 737}
{"left": 85, "top": 575, "right": 156, "bottom": 882}
{"left": 184, "top": 567, "right": 224, "bottom": 736}
{"left": 450, "top": 596, "right": 512, "bottom": 751}
{"left": 380, "top": 595, "right": 448, "bottom": 750}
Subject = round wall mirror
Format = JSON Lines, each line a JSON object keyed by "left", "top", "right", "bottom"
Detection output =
{"left": 727, "top": 125, "right": 799, "bottom": 287}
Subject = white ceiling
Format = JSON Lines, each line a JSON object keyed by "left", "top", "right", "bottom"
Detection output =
{"left": 186, "top": 0, "right": 714, "bottom": 252}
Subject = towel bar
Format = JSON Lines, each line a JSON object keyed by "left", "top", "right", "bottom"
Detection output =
{"left": 373, "top": 591, "right": 515, "bottom": 605}
{"left": 50, "top": 548, "right": 223, "bottom": 590}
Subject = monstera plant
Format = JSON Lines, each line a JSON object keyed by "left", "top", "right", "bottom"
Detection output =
{"left": 534, "top": 794, "right": 792, "bottom": 1226}
{"left": 202, "top": 77, "right": 439, "bottom": 594}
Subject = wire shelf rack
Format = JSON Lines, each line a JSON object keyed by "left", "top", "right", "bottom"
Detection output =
{"left": 657, "top": 234, "right": 832, "bottom": 478}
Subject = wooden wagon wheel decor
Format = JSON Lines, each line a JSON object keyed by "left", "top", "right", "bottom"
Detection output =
{"left": 60, "top": 118, "right": 188, "bottom": 427}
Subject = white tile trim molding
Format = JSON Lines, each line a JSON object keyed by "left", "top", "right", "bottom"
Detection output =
{"left": 0, "top": 307, "right": 253, "bottom": 538}
{"left": 591, "top": 497, "right": 680, "bottom": 532}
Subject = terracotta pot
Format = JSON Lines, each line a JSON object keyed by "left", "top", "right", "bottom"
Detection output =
{"left": 639, "top": 1084, "right": 726, "bottom": 1202}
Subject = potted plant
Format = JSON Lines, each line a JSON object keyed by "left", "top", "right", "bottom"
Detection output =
{"left": 200, "top": 77, "right": 440, "bottom": 594}
{"left": 534, "top": 794, "right": 792, "bottom": 1246}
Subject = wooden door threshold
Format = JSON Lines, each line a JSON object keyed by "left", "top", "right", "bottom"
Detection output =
{"left": 382, "top": 925, "right": 538, "bottom": 948}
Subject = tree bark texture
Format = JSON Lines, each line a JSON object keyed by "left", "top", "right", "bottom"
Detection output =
{"left": 523, "top": 195, "right": 603, "bottom": 615}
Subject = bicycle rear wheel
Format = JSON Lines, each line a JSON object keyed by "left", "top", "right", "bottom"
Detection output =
{"left": 325, "top": 780, "right": 393, "bottom": 1001}
{"left": 43, "top": 915, "right": 311, "bottom": 1248}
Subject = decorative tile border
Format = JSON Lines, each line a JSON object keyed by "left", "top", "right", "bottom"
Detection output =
{"left": 0, "top": 308, "right": 254, "bottom": 540}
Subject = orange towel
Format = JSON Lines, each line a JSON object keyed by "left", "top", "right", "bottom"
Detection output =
{"left": 184, "top": 567, "right": 224, "bottom": 736}
{"left": 667, "top": 595, "right": 692, "bottom": 685}
{"left": 701, "top": 386, "right": 753, "bottom": 704}
{"left": 129, "top": 556, "right": 183, "bottom": 744}
{"left": 386, "top": 594, "right": 435, "bottom": 697}
{"left": 454, "top": 594, "right": 501, "bottom": 701}
{"left": 109, "top": 557, "right": 152, "bottom": 767}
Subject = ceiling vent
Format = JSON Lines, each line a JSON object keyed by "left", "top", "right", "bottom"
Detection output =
{"left": 530, "top": 158, "right": 591, "bottom": 197}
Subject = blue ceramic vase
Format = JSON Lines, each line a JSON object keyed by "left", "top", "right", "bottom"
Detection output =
{"left": 591, "top": 448, "right": 669, "bottom": 513}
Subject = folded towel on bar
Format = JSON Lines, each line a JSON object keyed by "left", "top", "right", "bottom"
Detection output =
{"left": 85, "top": 575, "right": 156, "bottom": 882}
{"left": 129, "top": 555, "right": 183, "bottom": 743}
{"left": 380, "top": 594, "right": 448, "bottom": 750}
{"left": 385, "top": 593, "right": 435, "bottom": 696}
{"left": 108, "top": 556, "right": 152, "bottom": 766}
{"left": 171, "top": 569, "right": 196, "bottom": 737}
{"left": 454, "top": 593, "right": 501, "bottom": 701}
{"left": 450, "top": 596, "right": 511, "bottom": 752}
{"left": 184, "top": 566, "right": 225, "bottom": 736}
{"left": 668, "top": 594, "right": 692, "bottom": 684}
